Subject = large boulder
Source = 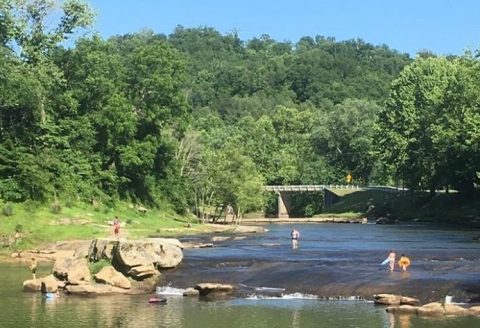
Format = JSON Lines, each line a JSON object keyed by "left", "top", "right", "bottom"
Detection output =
{"left": 94, "top": 266, "right": 131, "bottom": 289}
{"left": 417, "top": 302, "right": 445, "bottom": 316}
{"left": 23, "top": 275, "right": 63, "bottom": 292}
{"left": 53, "top": 258, "right": 90, "bottom": 284}
{"left": 470, "top": 306, "right": 480, "bottom": 316}
{"left": 400, "top": 296, "right": 420, "bottom": 306}
{"left": 127, "top": 264, "right": 157, "bottom": 280}
{"left": 444, "top": 304, "right": 471, "bottom": 316}
{"left": 66, "top": 283, "right": 129, "bottom": 295}
{"left": 149, "top": 239, "right": 183, "bottom": 269}
{"left": 87, "top": 239, "right": 117, "bottom": 262}
{"left": 194, "top": 283, "right": 234, "bottom": 296}
{"left": 129, "top": 273, "right": 161, "bottom": 293}
{"left": 113, "top": 239, "right": 183, "bottom": 275}
{"left": 374, "top": 294, "right": 402, "bottom": 305}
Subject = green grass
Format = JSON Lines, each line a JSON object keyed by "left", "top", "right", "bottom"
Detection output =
{"left": 89, "top": 259, "right": 112, "bottom": 275}
{"left": 0, "top": 200, "right": 206, "bottom": 251}
{"left": 313, "top": 211, "right": 361, "bottom": 219}
{"left": 325, "top": 189, "right": 392, "bottom": 214}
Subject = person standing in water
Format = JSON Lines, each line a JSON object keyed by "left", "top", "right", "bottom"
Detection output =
{"left": 398, "top": 254, "right": 411, "bottom": 271}
{"left": 387, "top": 250, "right": 396, "bottom": 271}
{"left": 30, "top": 257, "right": 37, "bottom": 279}
{"left": 291, "top": 228, "right": 300, "bottom": 249}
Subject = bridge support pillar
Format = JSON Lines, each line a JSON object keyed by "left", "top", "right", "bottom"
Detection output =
{"left": 277, "top": 192, "right": 290, "bottom": 219}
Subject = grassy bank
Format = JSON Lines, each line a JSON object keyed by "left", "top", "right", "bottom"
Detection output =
{"left": 323, "top": 189, "right": 480, "bottom": 224}
{"left": 0, "top": 201, "right": 213, "bottom": 253}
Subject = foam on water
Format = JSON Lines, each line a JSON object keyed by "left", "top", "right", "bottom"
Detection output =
{"left": 156, "top": 286, "right": 185, "bottom": 296}
{"left": 246, "top": 292, "right": 318, "bottom": 300}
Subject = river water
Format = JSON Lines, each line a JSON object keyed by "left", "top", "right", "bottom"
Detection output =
{"left": 1, "top": 223, "right": 480, "bottom": 327}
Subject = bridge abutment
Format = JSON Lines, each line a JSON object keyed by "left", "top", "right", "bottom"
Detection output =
{"left": 277, "top": 191, "right": 290, "bottom": 219}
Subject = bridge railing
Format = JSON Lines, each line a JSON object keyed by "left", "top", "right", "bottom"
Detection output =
{"left": 265, "top": 185, "right": 407, "bottom": 192}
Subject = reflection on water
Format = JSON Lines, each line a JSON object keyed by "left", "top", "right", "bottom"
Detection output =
{"left": 1, "top": 263, "right": 480, "bottom": 328}
{"left": 388, "top": 313, "right": 412, "bottom": 328}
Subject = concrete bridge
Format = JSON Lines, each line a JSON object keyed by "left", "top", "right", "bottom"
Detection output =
{"left": 265, "top": 185, "right": 403, "bottom": 218}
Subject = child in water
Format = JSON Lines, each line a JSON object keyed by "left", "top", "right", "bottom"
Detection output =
{"left": 30, "top": 257, "right": 37, "bottom": 279}
{"left": 398, "top": 254, "right": 411, "bottom": 271}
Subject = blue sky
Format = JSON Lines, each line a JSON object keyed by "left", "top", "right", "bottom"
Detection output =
{"left": 88, "top": 0, "right": 480, "bottom": 55}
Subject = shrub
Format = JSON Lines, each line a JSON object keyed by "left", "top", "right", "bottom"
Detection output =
{"left": 15, "top": 224, "right": 23, "bottom": 233}
{"left": 51, "top": 201, "right": 62, "bottom": 214}
{"left": 24, "top": 200, "right": 41, "bottom": 213}
{"left": 89, "top": 259, "right": 111, "bottom": 275}
{"left": 2, "top": 204, "right": 13, "bottom": 216}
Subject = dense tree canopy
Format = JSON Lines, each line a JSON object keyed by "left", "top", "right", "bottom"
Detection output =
{"left": 2, "top": 1, "right": 477, "bottom": 218}
{"left": 377, "top": 57, "right": 480, "bottom": 194}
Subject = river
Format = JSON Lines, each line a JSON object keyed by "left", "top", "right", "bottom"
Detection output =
{"left": 1, "top": 223, "right": 480, "bottom": 327}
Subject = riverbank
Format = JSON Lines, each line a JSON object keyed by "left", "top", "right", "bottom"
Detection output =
{"left": 241, "top": 216, "right": 367, "bottom": 224}
{"left": 0, "top": 200, "right": 269, "bottom": 260}
{"left": 322, "top": 189, "right": 480, "bottom": 225}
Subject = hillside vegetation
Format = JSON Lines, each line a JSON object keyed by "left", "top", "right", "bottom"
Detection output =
{"left": 0, "top": 1, "right": 479, "bottom": 235}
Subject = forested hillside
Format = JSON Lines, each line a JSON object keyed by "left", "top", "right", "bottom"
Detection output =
{"left": 1, "top": 1, "right": 478, "bottom": 218}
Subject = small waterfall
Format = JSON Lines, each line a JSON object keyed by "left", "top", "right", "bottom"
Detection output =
{"left": 155, "top": 286, "right": 185, "bottom": 296}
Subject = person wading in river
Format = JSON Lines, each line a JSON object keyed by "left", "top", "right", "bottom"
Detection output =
{"left": 398, "top": 254, "right": 411, "bottom": 272}
{"left": 291, "top": 228, "right": 300, "bottom": 249}
{"left": 387, "top": 250, "right": 396, "bottom": 271}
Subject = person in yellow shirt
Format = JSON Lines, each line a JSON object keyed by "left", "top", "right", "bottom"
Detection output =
{"left": 346, "top": 173, "right": 352, "bottom": 184}
{"left": 398, "top": 254, "right": 411, "bottom": 271}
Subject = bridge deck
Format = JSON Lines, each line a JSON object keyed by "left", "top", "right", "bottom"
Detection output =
{"left": 265, "top": 185, "right": 361, "bottom": 192}
{"left": 265, "top": 185, "right": 404, "bottom": 192}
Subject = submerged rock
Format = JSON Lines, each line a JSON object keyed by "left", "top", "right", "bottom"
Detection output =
{"left": 194, "top": 283, "right": 234, "bottom": 296}
{"left": 387, "top": 302, "right": 475, "bottom": 317}
{"left": 417, "top": 302, "right": 445, "bottom": 316}
{"left": 23, "top": 275, "right": 63, "bottom": 293}
{"left": 66, "top": 283, "right": 129, "bottom": 295}
{"left": 375, "top": 216, "right": 398, "bottom": 225}
{"left": 183, "top": 287, "right": 200, "bottom": 297}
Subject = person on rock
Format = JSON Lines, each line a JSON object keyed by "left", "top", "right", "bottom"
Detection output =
{"left": 30, "top": 257, "right": 37, "bottom": 279}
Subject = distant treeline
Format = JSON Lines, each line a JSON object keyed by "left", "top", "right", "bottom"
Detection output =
{"left": 0, "top": 1, "right": 478, "bottom": 217}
